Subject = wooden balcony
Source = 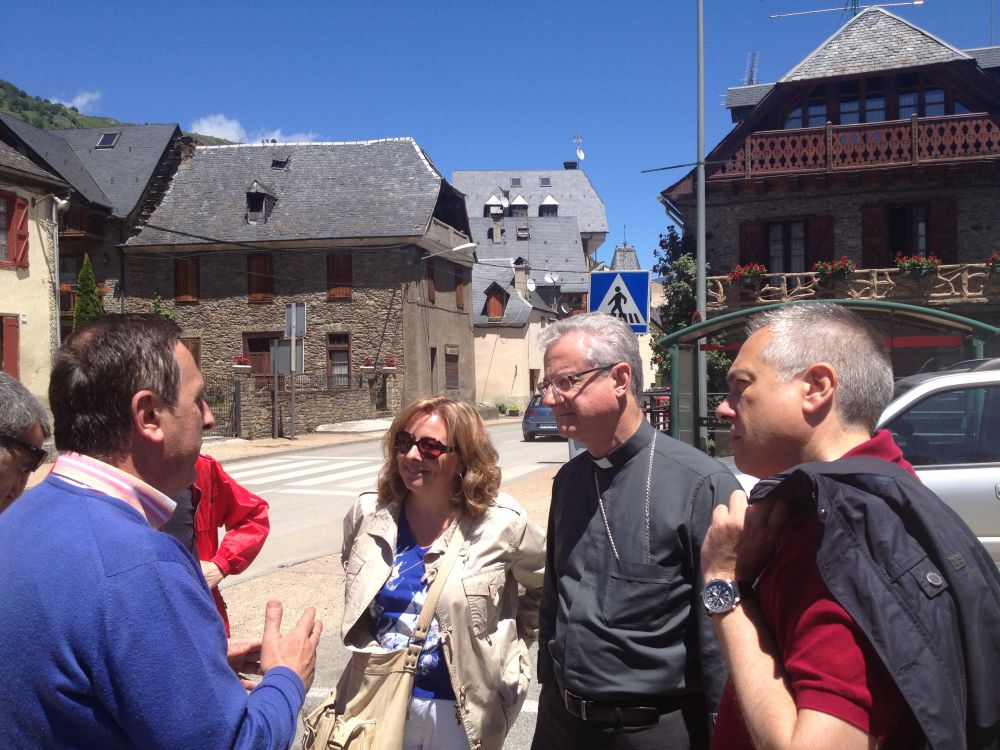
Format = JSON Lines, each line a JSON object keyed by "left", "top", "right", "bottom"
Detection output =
{"left": 708, "top": 263, "right": 1000, "bottom": 312}
{"left": 711, "top": 113, "right": 1000, "bottom": 180}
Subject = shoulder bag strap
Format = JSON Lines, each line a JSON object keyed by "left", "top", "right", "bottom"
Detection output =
{"left": 404, "top": 514, "right": 464, "bottom": 665}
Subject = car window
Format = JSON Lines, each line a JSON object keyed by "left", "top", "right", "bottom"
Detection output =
{"left": 885, "top": 385, "right": 1000, "bottom": 466}
{"left": 529, "top": 395, "right": 542, "bottom": 407}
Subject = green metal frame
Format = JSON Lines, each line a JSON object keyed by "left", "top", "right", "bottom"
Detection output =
{"left": 656, "top": 300, "right": 1000, "bottom": 442}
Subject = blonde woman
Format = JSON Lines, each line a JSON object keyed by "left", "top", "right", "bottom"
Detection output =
{"left": 340, "top": 396, "right": 545, "bottom": 750}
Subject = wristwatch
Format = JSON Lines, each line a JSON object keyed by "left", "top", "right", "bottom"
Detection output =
{"left": 702, "top": 579, "right": 753, "bottom": 616}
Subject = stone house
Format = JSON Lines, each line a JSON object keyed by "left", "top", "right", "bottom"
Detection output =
{"left": 661, "top": 8, "right": 1000, "bottom": 373}
{"left": 124, "top": 138, "right": 474, "bottom": 436}
{"left": 452, "top": 164, "right": 607, "bottom": 407}
{"left": 0, "top": 140, "right": 69, "bottom": 404}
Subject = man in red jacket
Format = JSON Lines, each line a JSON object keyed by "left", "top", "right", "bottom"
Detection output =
{"left": 165, "top": 454, "right": 269, "bottom": 635}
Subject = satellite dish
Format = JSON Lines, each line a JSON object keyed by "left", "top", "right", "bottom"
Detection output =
{"left": 558, "top": 302, "right": 571, "bottom": 315}
{"left": 544, "top": 272, "right": 560, "bottom": 284}
{"left": 526, "top": 278, "right": 536, "bottom": 292}
{"left": 576, "top": 147, "right": 586, "bottom": 161}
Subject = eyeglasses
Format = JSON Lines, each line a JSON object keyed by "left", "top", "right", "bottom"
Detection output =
{"left": 394, "top": 430, "right": 454, "bottom": 460}
{"left": 537, "top": 364, "right": 618, "bottom": 396}
{"left": 0, "top": 436, "right": 48, "bottom": 473}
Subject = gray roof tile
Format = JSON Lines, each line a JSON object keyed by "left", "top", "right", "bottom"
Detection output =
{"left": 471, "top": 259, "right": 534, "bottom": 326}
{"left": 610, "top": 245, "right": 641, "bottom": 270}
{"left": 0, "top": 140, "right": 65, "bottom": 185}
{"left": 52, "top": 124, "right": 180, "bottom": 219}
{"left": 128, "top": 138, "right": 450, "bottom": 246}
{"left": 724, "top": 83, "right": 775, "bottom": 109}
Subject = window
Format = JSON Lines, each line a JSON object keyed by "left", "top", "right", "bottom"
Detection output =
{"left": 486, "top": 288, "right": 504, "bottom": 321}
{"left": 0, "top": 192, "right": 29, "bottom": 269}
{"left": 539, "top": 204, "right": 558, "bottom": 218}
{"left": 509, "top": 197, "right": 528, "bottom": 218}
{"left": 807, "top": 102, "right": 827, "bottom": 127}
{"left": 539, "top": 176, "right": 551, "bottom": 187}
{"left": 271, "top": 157, "right": 290, "bottom": 169}
{"left": 888, "top": 204, "right": 928, "bottom": 256}
{"left": 246, "top": 193, "right": 265, "bottom": 224}
{"left": 426, "top": 259, "right": 436, "bottom": 304}
{"left": 516, "top": 226, "right": 531, "bottom": 241}
{"left": 899, "top": 90, "right": 919, "bottom": 119}
{"left": 510, "top": 177, "right": 521, "bottom": 188}
{"left": 95, "top": 132, "right": 121, "bottom": 149}
{"left": 247, "top": 254, "right": 273, "bottom": 302}
{"left": 885, "top": 385, "right": 1000, "bottom": 466}
{"left": 784, "top": 106, "right": 803, "bottom": 129}
{"left": 865, "top": 95, "right": 886, "bottom": 122}
{"left": 840, "top": 98, "right": 860, "bottom": 125}
{"left": 244, "top": 332, "right": 280, "bottom": 387}
{"left": 456, "top": 268, "right": 467, "bottom": 311}
{"left": 925, "top": 88, "right": 945, "bottom": 117}
{"left": 327, "top": 253, "right": 352, "bottom": 300}
{"left": 327, "top": 334, "right": 350, "bottom": 389}
{"left": 445, "top": 346, "right": 459, "bottom": 390}
{"left": 767, "top": 221, "right": 806, "bottom": 273}
{"left": 174, "top": 256, "right": 200, "bottom": 303}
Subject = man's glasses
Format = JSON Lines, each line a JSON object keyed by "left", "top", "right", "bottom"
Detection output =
{"left": 394, "top": 430, "right": 454, "bottom": 460}
{"left": 537, "top": 364, "right": 618, "bottom": 396}
{"left": 0, "top": 437, "right": 48, "bottom": 473}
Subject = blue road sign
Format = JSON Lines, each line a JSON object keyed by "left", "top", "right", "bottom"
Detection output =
{"left": 589, "top": 271, "right": 651, "bottom": 333}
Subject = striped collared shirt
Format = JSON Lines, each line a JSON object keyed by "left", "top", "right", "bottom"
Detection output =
{"left": 50, "top": 452, "right": 177, "bottom": 528}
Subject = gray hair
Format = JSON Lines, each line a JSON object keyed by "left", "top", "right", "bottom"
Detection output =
{"left": 537, "top": 312, "right": 644, "bottom": 399}
{"left": 49, "top": 314, "right": 182, "bottom": 459}
{"left": 0, "top": 374, "right": 51, "bottom": 457}
{"left": 747, "top": 303, "right": 893, "bottom": 433}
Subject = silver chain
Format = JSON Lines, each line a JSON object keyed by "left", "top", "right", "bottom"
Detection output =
{"left": 593, "top": 431, "right": 657, "bottom": 563}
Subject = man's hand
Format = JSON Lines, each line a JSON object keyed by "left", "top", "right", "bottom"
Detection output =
{"left": 259, "top": 600, "right": 323, "bottom": 692}
{"left": 227, "top": 637, "right": 263, "bottom": 690}
{"left": 703, "top": 490, "right": 790, "bottom": 582}
{"left": 201, "top": 560, "right": 225, "bottom": 589}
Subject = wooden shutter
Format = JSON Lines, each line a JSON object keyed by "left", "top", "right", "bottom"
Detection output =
{"left": 456, "top": 268, "right": 466, "bottom": 311}
{"left": 327, "top": 253, "right": 352, "bottom": 300}
{"left": 12, "top": 198, "right": 29, "bottom": 268}
{"left": 248, "top": 254, "right": 273, "bottom": 302}
{"left": 445, "top": 346, "right": 459, "bottom": 389}
{"left": 2, "top": 316, "right": 19, "bottom": 378}
{"left": 738, "top": 221, "right": 765, "bottom": 264}
{"left": 806, "top": 216, "right": 834, "bottom": 268}
{"left": 930, "top": 199, "right": 958, "bottom": 264}
{"left": 486, "top": 290, "right": 504, "bottom": 320}
{"left": 861, "top": 204, "right": 890, "bottom": 268}
{"left": 174, "top": 257, "right": 199, "bottom": 302}
{"left": 426, "top": 260, "right": 436, "bottom": 304}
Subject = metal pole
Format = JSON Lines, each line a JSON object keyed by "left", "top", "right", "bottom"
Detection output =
{"left": 696, "top": 0, "right": 709, "bottom": 451}
{"left": 290, "top": 316, "right": 297, "bottom": 440}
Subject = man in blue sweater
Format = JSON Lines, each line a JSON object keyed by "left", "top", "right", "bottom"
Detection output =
{"left": 0, "top": 314, "right": 323, "bottom": 749}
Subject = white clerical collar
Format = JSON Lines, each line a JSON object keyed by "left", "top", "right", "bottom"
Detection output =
{"left": 591, "top": 456, "right": 614, "bottom": 469}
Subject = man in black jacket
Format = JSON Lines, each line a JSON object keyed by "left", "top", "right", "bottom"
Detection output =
{"left": 702, "top": 303, "right": 1000, "bottom": 750}
{"left": 701, "top": 302, "right": 1000, "bottom": 750}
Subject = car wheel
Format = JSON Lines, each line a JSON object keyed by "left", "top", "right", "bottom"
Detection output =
{"left": 523, "top": 432, "right": 536, "bottom": 442}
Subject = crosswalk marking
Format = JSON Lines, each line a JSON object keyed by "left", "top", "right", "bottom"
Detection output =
{"left": 289, "top": 463, "right": 381, "bottom": 488}
{"left": 226, "top": 457, "right": 338, "bottom": 481}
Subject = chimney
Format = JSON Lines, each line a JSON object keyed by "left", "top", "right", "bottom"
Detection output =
{"left": 491, "top": 212, "right": 504, "bottom": 244}
{"left": 513, "top": 259, "right": 530, "bottom": 295}
{"left": 563, "top": 160, "right": 578, "bottom": 170}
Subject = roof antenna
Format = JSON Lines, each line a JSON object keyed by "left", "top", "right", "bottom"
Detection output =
{"left": 623, "top": 225, "right": 628, "bottom": 247}
{"left": 770, "top": 0, "right": 926, "bottom": 20}
{"left": 574, "top": 133, "right": 586, "bottom": 161}
{"left": 742, "top": 51, "right": 760, "bottom": 86}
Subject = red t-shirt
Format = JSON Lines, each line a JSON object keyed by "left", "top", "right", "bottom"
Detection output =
{"left": 711, "top": 431, "right": 923, "bottom": 748}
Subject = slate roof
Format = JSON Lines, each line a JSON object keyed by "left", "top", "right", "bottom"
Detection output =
{"left": 52, "top": 124, "right": 180, "bottom": 219}
{"left": 724, "top": 83, "right": 776, "bottom": 110}
{"left": 128, "top": 138, "right": 453, "bottom": 247}
{"left": 452, "top": 169, "right": 608, "bottom": 234}
{"left": 966, "top": 46, "right": 1000, "bottom": 71}
{"left": 470, "top": 216, "right": 590, "bottom": 293}
{"left": 472, "top": 259, "right": 534, "bottom": 326}
{"left": 0, "top": 140, "right": 66, "bottom": 185}
{"left": 0, "top": 113, "right": 111, "bottom": 209}
{"left": 610, "top": 245, "right": 641, "bottom": 271}
{"left": 781, "top": 8, "right": 969, "bottom": 83}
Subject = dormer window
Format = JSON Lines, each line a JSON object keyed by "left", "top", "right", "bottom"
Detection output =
{"left": 246, "top": 181, "right": 276, "bottom": 225}
{"left": 539, "top": 195, "right": 559, "bottom": 218}
{"left": 271, "top": 156, "right": 290, "bottom": 170}
{"left": 483, "top": 194, "right": 504, "bottom": 217}
{"left": 510, "top": 194, "right": 528, "bottom": 218}
{"left": 95, "top": 132, "right": 121, "bottom": 149}
{"left": 484, "top": 284, "right": 507, "bottom": 322}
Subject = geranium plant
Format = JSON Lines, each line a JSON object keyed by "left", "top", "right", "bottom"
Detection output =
{"left": 895, "top": 253, "right": 941, "bottom": 273}
{"left": 728, "top": 262, "right": 768, "bottom": 283}
{"left": 232, "top": 355, "right": 250, "bottom": 366}
{"left": 361, "top": 357, "right": 375, "bottom": 367}
{"left": 986, "top": 250, "right": 1000, "bottom": 272}
{"left": 384, "top": 359, "right": 398, "bottom": 367}
{"left": 812, "top": 256, "right": 856, "bottom": 280}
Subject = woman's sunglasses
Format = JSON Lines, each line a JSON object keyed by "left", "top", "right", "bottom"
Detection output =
{"left": 0, "top": 437, "right": 48, "bottom": 473}
{"left": 394, "top": 430, "right": 453, "bottom": 460}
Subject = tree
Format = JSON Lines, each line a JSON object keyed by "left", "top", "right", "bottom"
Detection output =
{"left": 72, "top": 254, "right": 104, "bottom": 332}
{"left": 152, "top": 291, "right": 178, "bottom": 323}
{"left": 651, "top": 228, "right": 731, "bottom": 394}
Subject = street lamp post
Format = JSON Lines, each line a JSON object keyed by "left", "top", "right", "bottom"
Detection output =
{"left": 695, "top": 0, "right": 709, "bottom": 451}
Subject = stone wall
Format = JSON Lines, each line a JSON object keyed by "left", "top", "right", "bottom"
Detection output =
{"left": 123, "top": 246, "right": 429, "bottom": 435}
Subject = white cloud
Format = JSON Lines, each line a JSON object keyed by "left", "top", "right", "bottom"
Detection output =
{"left": 189, "top": 114, "right": 320, "bottom": 144}
{"left": 190, "top": 114, "right": 248, "bottom": 143}
{"left": 50, "top": 90, "right": 103, "bottom": 115}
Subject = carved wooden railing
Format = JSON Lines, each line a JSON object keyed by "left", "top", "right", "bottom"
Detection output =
{"left": 711, "top": 113, "right": 1000, "bottom": 179}
{"left": 708, "top": 263, "right": 998, "bottom": 310}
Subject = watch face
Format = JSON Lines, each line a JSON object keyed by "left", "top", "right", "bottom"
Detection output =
{"left": 703, "top": 579, "right": 736, "bottom": 614}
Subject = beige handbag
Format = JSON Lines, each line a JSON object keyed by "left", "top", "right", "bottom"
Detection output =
{"left": 302, "top": 516, "right": 465, "bottom": 750}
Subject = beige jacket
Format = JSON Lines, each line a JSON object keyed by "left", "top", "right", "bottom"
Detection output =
{"left": 341, "top": 492, "right": 545, "bottom": 750}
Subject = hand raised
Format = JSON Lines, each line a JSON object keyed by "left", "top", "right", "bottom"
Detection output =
{"left": 259, "top": 600, "right": 323, "bottom": 692}
{"left": 227, "top": 637, "right": 263, "bottom": 690}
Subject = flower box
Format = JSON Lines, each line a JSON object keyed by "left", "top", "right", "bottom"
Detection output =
{"left": 728, "top": 262, "right": 767, "bottom": 284}
{"left": 232, "top": 364, "right": 251, "bottom": 374}
{"left": 812, "top": 256, "right": 856, "bottom": 282}
{"left": 895, "top": 253, "right": 940, "bottom": 277}
{"left": 986, "top": 251, "right": 1000, "bottom": 274}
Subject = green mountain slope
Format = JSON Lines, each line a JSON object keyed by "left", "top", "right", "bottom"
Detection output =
{"left": 0, "top": 79, "right": 233, "bottom": 145}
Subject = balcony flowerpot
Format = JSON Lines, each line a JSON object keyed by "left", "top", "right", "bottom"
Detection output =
{"left": 902, "top": 268, "right": 934, "bottom": 279}
{"left": 231, "top": 364, "right": 251, "bottom": 374}
{"left": 988, "top": 264, "right": 1000, "bottom": 276}
{"left": 360, "top": 365, "right": 375, "bottom": 373}
{"left": 382, "top": 366, "right": 397, "bottom": 373}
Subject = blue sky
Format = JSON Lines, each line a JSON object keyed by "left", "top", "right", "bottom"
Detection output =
{"left": 4, "top": 0, "right": 994, "bottom": 270}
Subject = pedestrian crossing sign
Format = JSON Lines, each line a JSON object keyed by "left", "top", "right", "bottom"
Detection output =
{"left": 589, "top": 271, "right": 651, "bottom": 333}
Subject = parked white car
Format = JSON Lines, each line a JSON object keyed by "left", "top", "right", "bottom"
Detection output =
{"left": 721, "top": 363, "right": 1000, "bottom": 565}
